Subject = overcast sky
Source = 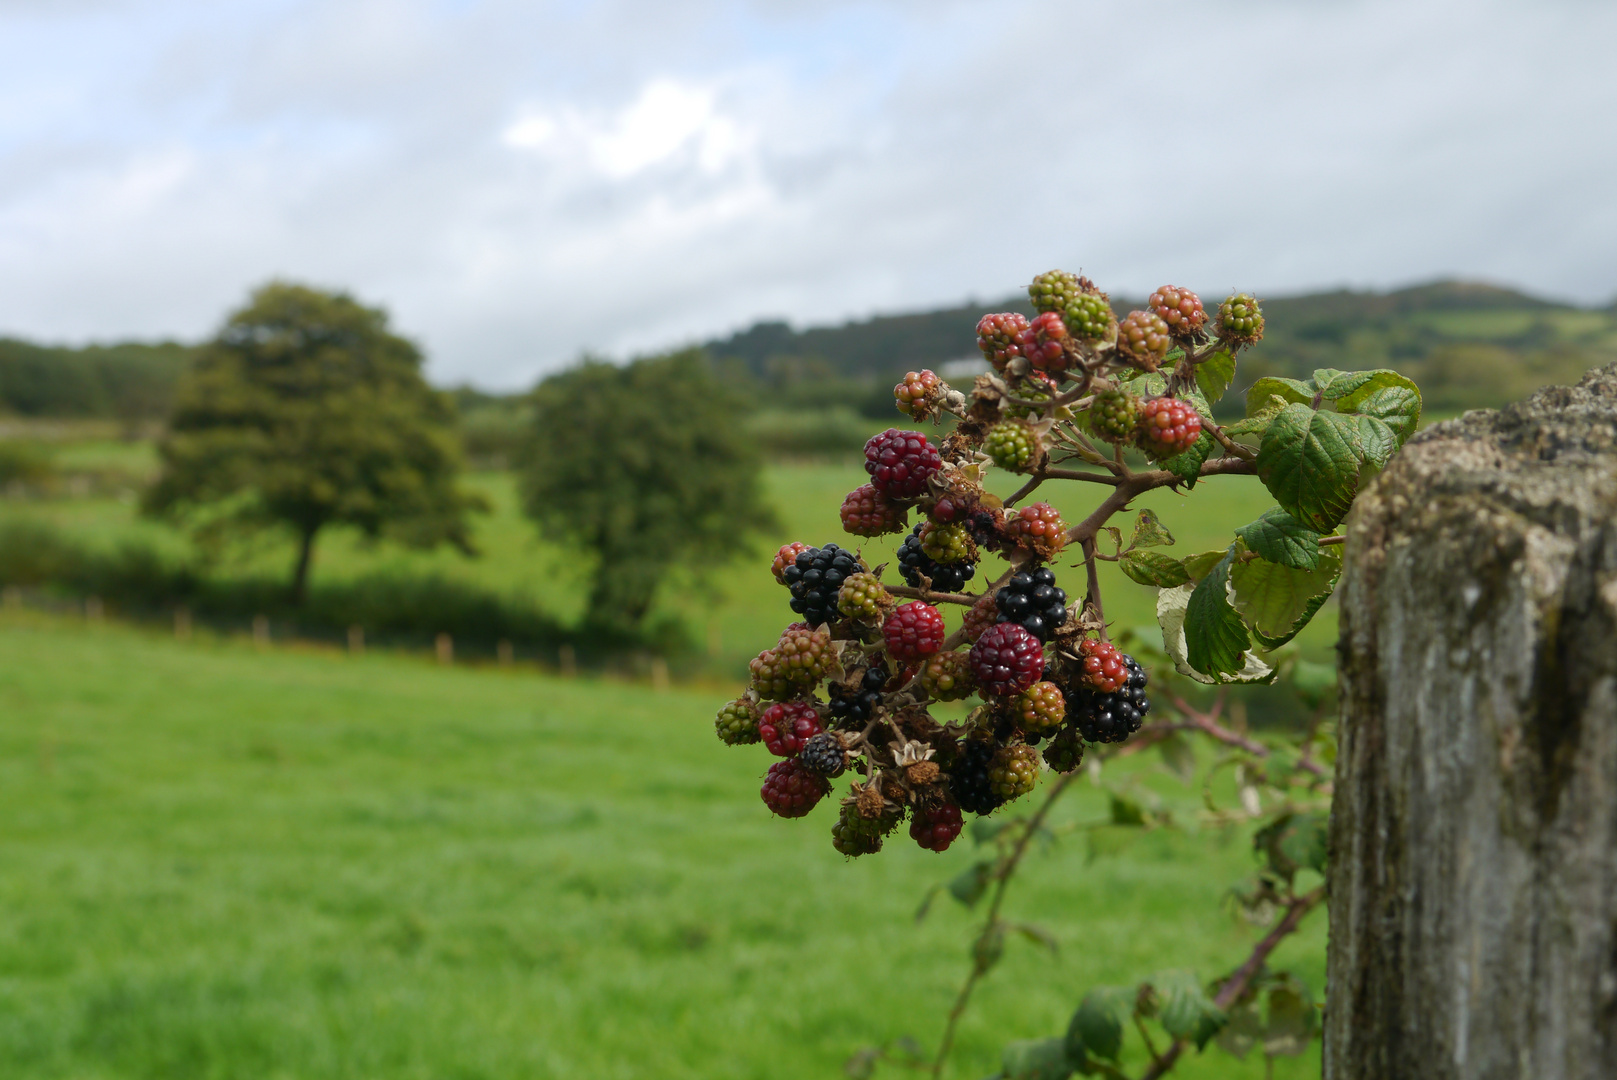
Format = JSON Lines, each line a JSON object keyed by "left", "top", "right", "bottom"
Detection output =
{"left": 1, "top": 0, "right": 1613, "bottom": 388}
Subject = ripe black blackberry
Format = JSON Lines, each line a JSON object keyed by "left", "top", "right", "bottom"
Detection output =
{"left": 994, "top": 567, "right": 1068, "bottom": 641}
{"left": 781, "top": 543, "right": 863, "bottom": 627}
{"left": 799, "top": 732, "right": 847, "bottom": 777}
{"left": 949, "top": 738, "right": 1006, "bottom": 816}
{"left": 1069, "top": 653, "right": 1150, "bottom": 743}
{"left": 897, "top": 522, "right": 976, "bottom": 593}
{"left": 828, "top": 662, "right": 889, "bottom": 728}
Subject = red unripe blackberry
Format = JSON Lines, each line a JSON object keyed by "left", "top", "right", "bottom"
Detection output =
{"left": 976, "top": 312, "right": 1030, "bottom": 370}
{"left": 918, "top": 650, "right": 975, "bottom": 701}
{"left": 1015, "top": 311, "right": 1073, "bottom": 373}
{"left": 883, "top": 601, "right": 945, "bottom": 662}
{"left": 761, "top": 758, "right": 829, "bottom": 818}
{"left": 715, "top": 698, "right": 761, "bottom": 745}
{"left": 1148, "top": 285, "right": 1207, "bottom": 337}
{"left": 1069, "top": 653, "right": 1150, "bottom": 744}
{"left": 1014, "top": 681, "right": 1066, "bottom": 735}
{"left": 840, "top": 483, "right": 908, "bottom": 537}
{"left": 759, "top": 701, "right": 824, "bottom": 757}
{"left": 775, "top": 624, "right": 832, "bottom": 680}
{"left": 1042, "top": 726, "right": 1085, "bottom": 773}
{"left": 963, "top": 592, "right": 998, "bottom": 643}
{"left": 969, "top": 623, "right": 1044, "bottom": 696}
{"left": 864, "top": 428, "right": 941, "bottom": 500}
{"left": 1077, "top": 638, "right": 1128, "bottom": 693}
{"left": 1005, "top": 502, "right": 1067, "bottom": 553}
{"left": 772, "top": 542, "right": 810, "bottom": 584}
{"left": 1216, "top": 293, "right": 1265, "bottom": 343}
{"left": 894, "top": 369, "right": 941, "bottom": 418}
{"left": 1090, "top": 387, "right": 1140, "bottom": 443}
{"left": 1137, "top": 396, "right": 1203, "bottom": 459}
{"left": 910, "top": 800, "right": 964, "bottom": 852}
{"left": 984, "top": 420, "right": 1037, "bottom": 471}
{"left": 1116, "top": 310, "right": 1172, "bottom": 369}
{"left": 989, "top": 744, "right": 1040, "bottom": 801}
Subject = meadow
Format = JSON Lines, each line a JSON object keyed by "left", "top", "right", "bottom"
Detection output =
{"left": 0, "top": 612, "right": 1324, "bottom": 1080}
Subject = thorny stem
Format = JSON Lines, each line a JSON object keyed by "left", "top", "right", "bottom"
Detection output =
{"left": 930, "top": 772, "right": 1079, "bottom": 1079}
{"left": 1137, "top": 887, "right": 1326, "bottom": 1080}
{"left": 1042, "top": 466, "right": 1123, "bottom": 486}
{"left": 888, "top": 584, "right": 981, "bottom": 607}
{"left": 1003, "top": 471, "right": 1047, "bottom": 507}
{"left": 1081, "top": 536, "right": 1107, "bottom": 642}
{"left": 1161, "top": 694, "right": 1327, "bottom": 779}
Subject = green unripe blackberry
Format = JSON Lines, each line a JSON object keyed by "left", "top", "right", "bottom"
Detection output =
{"left": 1216, "top": 293, "right": 1265, "bottom": 343}
{"left": 1042, "top": 726, "right": 1085, "bottom": 773}
{"left": 837, "top": 571, "right": 890, "bottom": 623}
{"left": 1003, "top": 376, "right": 1055, "bottom": 419}
{"left": 984, "top": 421, "right": 1036, "bottom": 471}
{"left": 1116, "top": 309, "right": 1172, "bottom": 368}
{"left": 1028, "top": 271, "right": 1116, "bottom": 341}
{"left": 919, "top": 521, "right": 971, "bottom": 565}
{"left": 988, "top": 744, "right": 1040, "bottom": 801}
{"left": 715, "top": 698, "right": 761, "bottom": 745}
{"left": 1014, "top": 681, "right": 1065, "bottom": 735}
{"left": 918, "top": 650, "right": 976, "bottom": 702}
{"left": 831, "top": 805, "right": 885, "bottom": 857}
{"left": 1090, "top": 387, "right": 1141, "bottom": 442}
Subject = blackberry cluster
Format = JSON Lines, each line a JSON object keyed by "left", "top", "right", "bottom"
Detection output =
{"left": 828, "top": 663, "right": 888, "bottom": 728}
{"left": 782, "top": 543, "right": 863, "bottom": 626}
{"left": 1089, "top": 387, "right": 1140, "bottom": 443}
{"left": 995, "top": 567, "right": 1068, "bottom": 641}
{"left": 969, "top": 622, "right": 1045, "bottom": 696}
{"left": 949, "top": 738, "right": 1006, "bottom": 816}
{"left": 910, "top": 801, "right": 964, "bottom": 852}
{"left": 1117, "top": 309, "right": 1172, "bottom": 368}
{"left": 761, "top": 759, "right": 829, "bottom": 818}
{"left": 897, "top": 522, "right": 976, "bottom": 592}
{"left": 1216, "top": 293, "right": 1264, "bottom": 343}
{"left": 1042, "top": 726, "right": 1085, "bottom": 773}
{"left": 1137, "top": 397, "right": 1203, "bottom": 459}
{"left": 1148, "top": 285, "right": 1207, "bottom": 337}
{"left": 1068, "top": 654, "right": 1150, "bottom": 743}
{"left": 984, "top": 421, "right": 1036, "bottom": 470}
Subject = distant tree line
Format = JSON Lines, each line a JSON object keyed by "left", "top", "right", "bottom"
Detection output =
{"left": 0, "top": 338, "right": 192, "bottom": 422}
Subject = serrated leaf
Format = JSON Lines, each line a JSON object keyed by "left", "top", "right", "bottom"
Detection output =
{"left": 948, "top": 862, "right": 993, "bottom": 907}
{"left": 1234, "top": 508, "right": 1322, "bottom": 570}
{"left": 1353, "top": 414, "right": 1397, "bottom": 471}
{"left": 1128, "top": 508, "right": 1175, "bottom": 550}
{"left": 1157, "top": 732, "right": 1197, "bottom": 784}
{"left": 1161, "top": 428, "right": 1216, "bottom": 487}
{"left": 1226, "top": 393, "right": 1291, "bottom": 436}
{"left": 1355, "top": 388, "right": 1420, "bottom": 449}
{"left": 1275, "top": 812, "right": 1329, "bottom": 875}
{"left": 1011, "top": 922, "right": 1061, "bottom": 955}
{"left": 973, "top": 922, "right": 1006, "bottom": 972}
{"left": 1185, "top": 548, "right": 1250, "bottom": 677}
{"left": 1180, "top": 549, "right": 1228, "bottom": 583}
{"left": 1109, "top": 793, "right": 1145, "bottom": 826}
{"left": 1245, "top": 376, "right": 1314, "bottom": 416}
{"left": 1323, "top": 369, "right": 1422, "bottom": 446}
{"left": 1157, "top": 583, "right": 1274, "bottom": 686}
{"left": 1217, "top": 999, "right": 1264, "bottom": 1060}
{"left": 1248, "top": 587, "right": 1331, "bottom": 651}
{"left": 1002, "top": 1037, "right": 1074, "bottom": 1080}
{"left": 1068, "top": 989, "right": 1127, "bottom": 1061}
{"left": 1121, "top": 371, "right": 1167, "bottom": 398}
{"left": 1310, "top": 368, "right": 1347, "bottom": 390}
{"left": 1151, "top": 971, "right": 1227, "bottom": 1048}
{"left": 1228, "top": 543, "right": 1343, "bottom": 642}
{"left": 1263, "top": 980, "right": 1316, "bottom": 1057}
{"left": 1120, "top": 550, "right": 1190, "bottom": 588}
{"left": 1195, "top": 349, "right": 1237, "bottom": 406}
{"left": 1255, "top": 404, "right": 1365, "bottom": 532}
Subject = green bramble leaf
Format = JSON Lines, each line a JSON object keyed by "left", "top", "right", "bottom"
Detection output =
{"left": 1150, "top": 970, "right": 1227, "bottom": 1049}
{"left": 1234, "top": 508, "right": 1322, "bottom": 570}
{"left": 1262, "top": 977, "right": 1317, "bottom": 1057}
{"left": 1161, "top": 428, "right": 1216, "bottom": 487}
{"left": 1128, "top": 508, "right": 1175, "bottom": 550}
{"left": 1256, "top": 404, "right": 1365, "bottom": 532}
{"left": 1245, "top": 376, "right": 1314, "bottom": 416}
{"left": 1254, "top": 812, "right": 1329, "bottom": 882}
{"left": 1228, "top": 543, "right": 1343, "bottom": 642}
{"left": 948, "top": 861, "right": 993, "bottom": 907}
{"left": 1310, "top": 368, "right": 1346, "bottom": 389}
{"left": 1322, "top": 369, "right": 1422, "bottom": 445}
{"left": 1247, "top": 588, "right": 1332, "bottom": 651}
{"left": 1226, "top": 392, "right": 1291, "bottom": 437}
{"left": 1155, "top": 582, "right": 1273, "bottom": 686}
{"left": 1180, "top": 549, "right": 1228, "bottom": 583}
{"left": 1354, "top": 414, "right": 1398, "bottom": 471}
{"left": 1195, "top": 349, "right": 1237, "bottom": 406}
{"left": 1001, "top": 1037, "right": 1074, "bottom": 1080}
{"left": 1185, "top": 548, "right": 1250, "bottom": 678}
{"left": 1120, "top": 550, "right": 1190, "bottom": 588}
{"left": 1217, "top": 998, "right": 1264, "bottom": 1059}
{"left": 1109, "top": 793, "right": 1145, "bottom": 826}
{"left": 1067, "top": 988, "right": 1129, "bottom": 1061}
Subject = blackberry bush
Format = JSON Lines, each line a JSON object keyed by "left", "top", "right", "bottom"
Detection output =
{"left": 706, "top": 265, "right": 1424, "bottom": 1080}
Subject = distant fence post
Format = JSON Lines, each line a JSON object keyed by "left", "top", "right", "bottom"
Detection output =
{"left": 435, "top": 633, "right": 453, "bottom": 665}
{"left": 497, "top": 639, "right": 513, "bottom": 667}
{"left": 252, "top": 614, "right": 270, "bottom": 648}
{"left": 650, "top": 656, "right": 670, "bottom": 692}
{"left": 558, "top": 644, "right": 577, "bottom": 677}
{"left": 85, "top": 596, "right": 104, "bottom": 622}
{"left": 347, "top": 624, "right": 364, "bottom": 655}
{"left": 174, "top": 606, "right": 191, "bottom": 641}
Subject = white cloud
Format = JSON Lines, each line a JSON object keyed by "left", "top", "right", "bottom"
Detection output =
{"left": 0, "top": 0, "right": 1612, "bottom": 388}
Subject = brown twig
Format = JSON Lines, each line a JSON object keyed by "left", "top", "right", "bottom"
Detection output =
{"left": 1165, "top": 694, "right": 1326, "bottom": 778}
{"left": 930, "top": 772, "right": 1078, "bottom": 1078}
{"left": 1136, "top": 886, "right": 1326, "bottom": 1080}
{"left": 888, "top": 585, "right": 981, "bottom": 607}
{"left": 1004, "top": 471, "right": 1046, "bottom": 507}
{"left": 1042, "top": 466, "right": 1123, "bottom": 486}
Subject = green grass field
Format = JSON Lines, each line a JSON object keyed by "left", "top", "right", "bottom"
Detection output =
{"left": 0, "top": 443, "right": 1337, "bottom": 677}
{"left": 0, "top": 614, "right": 1324, "bottom": 1079}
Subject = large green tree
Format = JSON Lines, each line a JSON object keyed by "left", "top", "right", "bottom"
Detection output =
{"left": 520, "top": 350, "right": 777, "bottom": 631}
{"left": 145, "top": 282, "right": 484, "bottom": 603}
